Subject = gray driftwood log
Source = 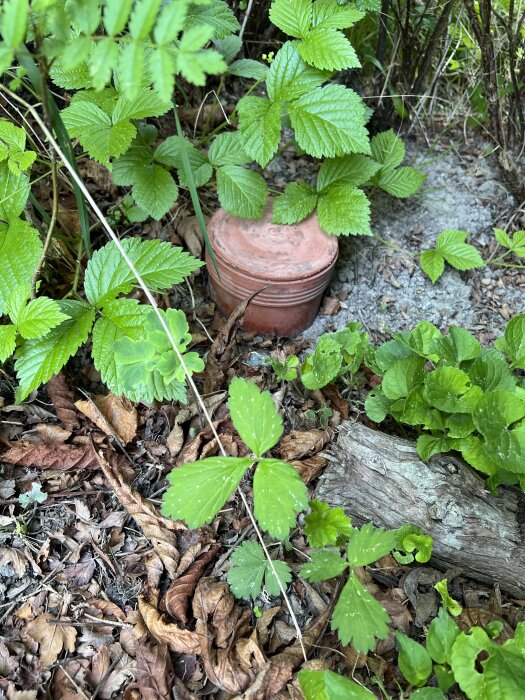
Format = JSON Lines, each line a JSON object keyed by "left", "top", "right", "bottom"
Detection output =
{"left": 315, "top": 421, "right": 525, "bottom": 597}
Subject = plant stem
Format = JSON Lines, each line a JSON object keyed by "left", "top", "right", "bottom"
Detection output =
{"left": 30, "top": 156, "right": 59, "bottom": 297}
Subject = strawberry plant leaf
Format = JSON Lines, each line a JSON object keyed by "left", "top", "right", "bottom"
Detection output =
{"left": 14, "top": 301, "right": 95, "bottom": 403}
{"left": 0, "top": 163, "right": 31, "bottom": 218}
{"left": 299, "top": 26, "right": 360, "bottom": 71}
{"left": 207, "top": 131, "right": 250, "bottom": 167}
{"left": 112, "top": 87, "right": 171, "bottom": 122}
{"left": 298, "top": 669, "right": 375, "bottom": 700}
{"left": 15, "top": 297, "right": 70, "bottom": 339}
{"left": 103, "top": 0, "right": 133, "bottom": 35}
{"left": 304, "top": 499, "right": 352, "bottom": 547}
{"left": 370, "top": 129, "right": 405, "bottom": 168}
{"left": 215, "top": 165, "right": 267, "bottom": 219}
{"left": 435, "top": 229, "right": 484, "bottom": 271}
{"left": 0, "top": 219, "right": 41, "bottom": 315}
{"left": 162, "top": 456, "right": 252, "bottom": 528}
{"left": 0, "top": 324, "right": 16, "bottom": 362}
{"left": 269, "top": 0, "right": 312, "bottom": 38}
{"left": 346, "top": 522, "right": 398, "bottom": 566}
{"left": 1, "top": 0, "right": 28, "bottom": 48}
{"left": 237, "top": 96, "right": 282, "bottom": 168}
{"left": 300, "top": 548, "right": 349, "bottom": 582}
{"left": 227, "top": 540, "right": 292, "bottom": 600}
{"left": 154, "top": 137, "right": 213, "bottom": 187}
{"left": 312, "top": 0, "right": 365, "bottom": 29}
{"left": 132, "top": 163, "right": 179, "bottom": 220}
{"left": 317, "top": 184, "right": 372, "bottom": 235}
{"left": 253, "top": 458, "right": 308, "bottom": 539}
{"left": 266, "top": 41, "right": 330, "bottom": 102}
{"left": 374, "top": 166, "right": 427, "bottom": 198}
{"left": 420, "top": 249, "right": 445, "bottom": 284}
{"left": 272, "top": 182, "right": 318, "bottom": 224}
{"left": 332, "top": 572, "right": 391, "bottom": 653}
{"left": 228, "top": 377, "right": 283, "bottom": 456}
{"left": 317, "top": 154, "right": 380, "bottom": 191}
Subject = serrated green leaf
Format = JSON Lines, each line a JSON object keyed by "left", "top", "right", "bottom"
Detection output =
{"left": 207, "top": 132, "right": 250, "bottom": 167}
{"left": 103, "top": 0, "right": 133, "bottom": 35}
{"left": 59, "top": 35, "right": 93, "bottom": 70}
{"left": 153, "top": 0, "right": 188, "bottom": 43}
{"left": 318, "top": 184, "right": 371, "bottom": 236}
{"left": 214, "top": 34, "right": 242, "bottom": 63}
{"left": 269, "top": 0, "right": 312, "bottom": 37}
{"left": 15, "top": 297, "right": 69, "bottom": 339}
{"left": 424, "top": 366, "right": 483, "bottom": 413}
{"left": 216, "top": 165, "right": 267, "bottom": 219}
{"left": 382, "top": 355, "right": 425, "bottom": 400}
{"left": 0, "top": 0, "right": 28, "bottom": 47}
{"left": 91, "top": 299, "right": 149, "bottom": 396}
{"left": 237, "top": 96, "right": 281, "bottom": 168}
{"left": 370, "top": 129, "right": 405, "bottom": 169}
{"left": 299, "top": 26, "right": 360, "bottom": 70}
{"left": 113, "top": 336, "right": 156, "bottom": 390}
{"left": 132, "top": 163, "right": 179, "bottom": 219}
{"left": 312, "top": 0, "right": 365, "bottom": 29}
{"left": 272, "top": 182, "right": 317, "bottom": 224}
{"left": 301, "top": 335, "right": 342, "bottom": 390}
{"left": 49, "top": 58, "right": 93, "bottom": 89}
{"left": 433, "top": 326, "right": 480, "bottom": 365}
{"left": 435, "top": 229, "right": 484, "bottom": 271}
{"left": 420, "top": 249, "right": 444, "bottom": 284}
{"left": 317, "top": 154, "right": 380, "bottom": 191}
{"left": 185, "top": 0, "right": 240, "bottom": 39}
{"left": 14, "top": 301, "right": 95, "bottom": 403}
{"left": 253, "top": 458, "right": 308, "bottom": 539}
{"left": 332, "top": 572, "right": 390, "bottom": 653}
{"left": 228, "top": 377, "right": 283, "bottom": 456}
{"left": 112, "top": 88, "right": 171, "bottom": 122}
{"left": 84, "top": 238, "right": 203, "bottom": 308}
{"left": 0, "top": 324, "right": 16, "bottom": 362}
{"left": 228, "top": 59, "right": 267, "bottom": 80}
{"left": 426, "top": 608, "right": 459, "bottom": 664}
{"left": 395, "top": 632, "right": 433, "bottom": 687}
{"left": 266, "top": 41, "right": 330, "bottom": 102}
{"left": 154, "top": 136, "right": 212, "bottom": 188}
{"left": 346, "top": 522, "right": 398, "bottom": 566}
{"left": 68, "top": 0, "right": 100, "bottom": 34}
{"left": 0, "top": 219, "right": 41, "bottom": 315}
{"left": 176, "top": 26, "right": 227, "bottom": 85}
{"left": 129, "top": 0, "right": 162, "bottom": 39}
{"left": 118, "top": 41, "right": 145, "bottom": 98}
{"left": 304, "top": 499, "right": 352, "bottom": 547}
{"left": 162, "top": 456, "right": 252, "bottom": 528}
{"left": 375, "top": 166, "right": 426, "bottom": 198}
{"left": 148, "top": 46, "right": 176, "bottom": 101}
{"left": 227, "top": 540, "right": 292, "bottom": 600}
{"left": 300, "top": 548, "right": 348, "bottom": 583}
{"left": 88, "top": 37, "right": 119, "bottom": 91}
{"left": 288, "top": 84, "right": 370, "bottom": 158}
{"left": 493, "top": 227, "right": 512, "bottom": 249}
{"left": 298, "top": 669, "right": 375, "bottom": 700}
{"left": 494, "top": 228, "right": 525, "bottom": 257}
{"left": 0, "top": 162, "right": 30, "bottom": 219}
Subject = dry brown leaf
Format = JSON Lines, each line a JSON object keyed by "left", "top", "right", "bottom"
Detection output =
{"left": 277, "top": 429, "right": 333, "bottom": 461}
{"left": 46, "top": 373, "right": 80, "bottom": 429}
{"left": 34, "top": 424, "right": 72, "bottom": 443}
{"left": 233, "top": 662, "right": 294, "bottom": 700}
{"left": 138, "top": 594, "right": 202, "bottom": 655}
{"left": 319, "top": 296, "right": 341, "bottom": 316}
{"left": 26, "top": 613, "right": 77, "bottom": 667}
{"left": 177, "top": 216, "right": 203, "bottom": 258}
{"left": 89, "top": 645, "right": 134, "bottom": 699}
{"left": 4, "top": 687, "right": 38, "bottom": 700}
{"left": 204, "top": 292, "right": 263, "bottom": 394}
{"left": 126, "top": 639, "right": 174, "bottom": 700}
{"left": 75, "top": 394, "right": 138, "bottom": 445}
{"left": 164, "top": 544, "right": 220, "bottom": 624}
{"left": 321, "top": 384, "right": 349, "bottom": 420}
{"left": 96, "top": 452, "right": 182, "bottom": 577}
{"left": 0, "top": 547, "right": 28, "bottom": 577}
{"left": 289, "top": 456, "right": 327, "bottom": 483}
{"left": 0, "top": 640, "right": 18, "bottom": 677}
{"left": 0, "top": 441, "right": 99, "bottom": 469}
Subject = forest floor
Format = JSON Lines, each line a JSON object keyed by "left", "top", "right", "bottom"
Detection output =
{"left": 0, "top": 128, "right": 524, "bottom": 699}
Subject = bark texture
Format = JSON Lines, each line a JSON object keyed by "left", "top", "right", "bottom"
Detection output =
{"left": 315, "top": 421, "right": 525, "bottom": 597}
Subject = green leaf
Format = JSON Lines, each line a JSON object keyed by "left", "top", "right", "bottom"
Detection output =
{"left": 364, "top": 388, "right": 392, "bottom": 422}
{"left": 88, "top": 38, "right": 120, "bottom": 91}
{"left": 207, "top": 132, "right": 249, "bottom": 167}
{"left": 393, "top": 526, "right": 433, "bottom": 563}
{"left": 185, "top": 0, "right": 240, "bottom": 39}
{"left": 375, "top": 166, "right": 426, "bottom": 198}
{"left": 395, "top": 632, "right": 433, "bottom": 687}
{"left": 113, "top": 337, "right": 156, "bottom": 390}
{"left": 0, "top": 220, "right": 41, "bottom": 315}
{"left": 317, "top": 154, "right": 380, "bottom": 191}
{"left": 91, "top": 299, "right": 149, "bottom": 396}
{"left": 112, "top": 88, "right": 172, "bottom": 122}
{"left": 312, "top": 0, "right": 365, "bottom": 29}
{"left": 237, "top": 96, "right": 282, "bottom": 168}
{"left": 435, "top": 229, "right": 484, "bottom": 271}
{"left": 18, "top": 482, "right": 47, "bottom": 508}
{"left": 266, "top": 42, "right": 330, "bottom": 102}
{"left": 0, "top": 162, "right": 30, "bottom": 219}
{"left": 112, "top": 141, "right": 153, "bottom": 186}
{"left": 424, "top": 366, "right": 483, "bottom": 413}
{"left": 299, "top": 26, "right": 360, "bottom": 70}
{"left": 494, "top": 228, "right": 525, "bottom": 257}
{"left": 253, "top": 458, "right": 308, "bottom": 539}
{"left": 228, "top": 377, "right": 283, "bottom": 456}
{"left": 153, "top": 0, "right": 188, "bottom": 43}
{"left": 416, "top": 434, "right": 451, "bottom": 461}
{"left": 215, "top": 165, "right": 267, "bottom": 219}
{"left": 298, "top": 669, "right": 375, "bottom": 700}
{"left": 304, "top": 500, "right": 352, "bottom": 547}
{"left": 370, "top": 129, "right": 405, "bottom": 169}
{"left": 0, "top": 0, "right": 28, "bottom": 47}
{"left": 14, "top": 301, "right": 95, "bottom": 403}
{"left": 300, "top": 548, "right": 348, "bottom": 583}
{"left": 15, "top": 297, "right": 69, "bottom": 339}
{"left": 426, "top": 608, "right": 460, "bottom": 664}
{"left": 473, "top": 389, "right": 525, "bottom": 443}
{"left": 154, "top": 137, "right": 212, "bottom": 188}
{"left": 332, "top": 572, "right": 391, "bottom": 653}
{"left": 433, "top": 326, "right": 480, "bottom": 365}
{"left": 148, "top": 46, "right": 176, "bottom": 101}
{"left": 49, "top": 59, "right": 93, "bottom": 90}
{"left": 468, "top": 349, "right": 516, "bottom": 392}
{"left": 0, "top": 324, "right": 16, "bottom": 362}
{"left": 117, "top": 41, "right": 145, "bottom": 98}
{"left": 228, "top": 59, "right": 268, "bottom": 80}
{"left": 382, "top": 355, "right": 425, "bottom": 400}
{"left": 317, "top": 185, "right": 372, "bottom": 236}
{"left": 132, "top": 163, "right": 179, "bottom": 219}
{"left": 301, "top": 335, "right": 343, "bottom": 390}
{"left": 288, "top": 84, "right": 370, "bottom": 158}
{"left": 435, "top": 579, "right": 462, "bottom": 616}
{"left": 272, "top": 182, "right": 317, "bottom": 224}
{"left": 129, "top": 0, "right": 162, "bottom": 39}
{"left": 420, "top": 250, "right": 445, "bottom": 284}
{"left": 227, "top": 540, "right": 292, "bottom": 600}
{"left": 500, "top": 314, "right": 525, "bottom": 369}
{"left": 402, "top": 321, "right": 441, "bottom": 359}
{"left": 84, "top": 238, "right": 203, "bottom": 308}
{"left": 176, "top": 26, "right": 227, "bottom": 86}
{"left": 269, "top": 0, "right": 312, "bottom": 37}
{"left": 103, "top": 0, "right": 133, "bottom": 35}
{"left": 346, "top": 522, "right": 398, "bottom": 566}
{"left": 162, "top": 456, "right": 252, "bottom": 528}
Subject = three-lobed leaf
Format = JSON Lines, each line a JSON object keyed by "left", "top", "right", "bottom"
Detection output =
{"left": 227, "top": 540, "right": 291, "bottom": 600}
{"left": 228, "top": 377, "right": 283, "bottom": 456}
